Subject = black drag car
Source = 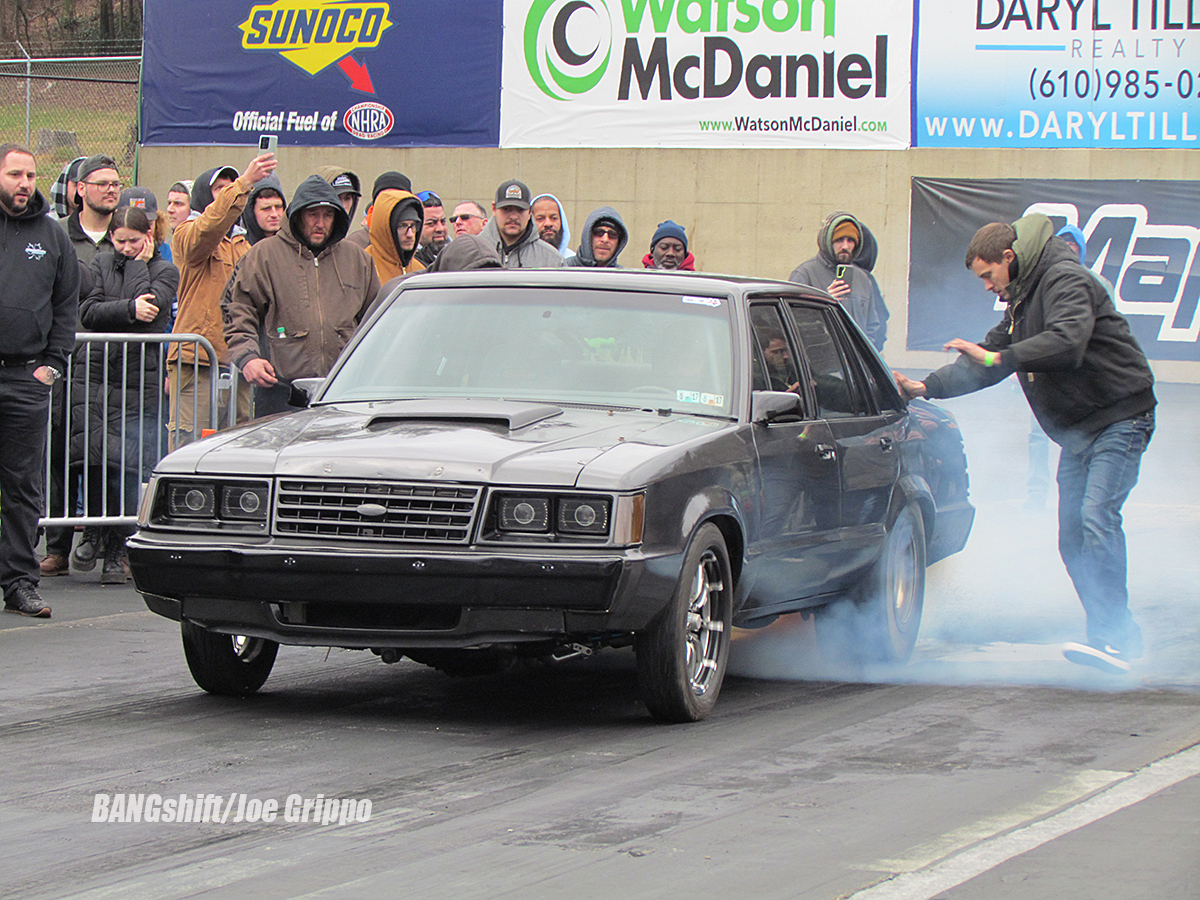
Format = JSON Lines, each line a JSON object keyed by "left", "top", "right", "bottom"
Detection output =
{"left": 129, "top": 270, "right": 973, "bottom": 722}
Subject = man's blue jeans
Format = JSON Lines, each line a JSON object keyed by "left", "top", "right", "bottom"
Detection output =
{"left": 1056, "top": 411, "right": 1155, "bottom": 653}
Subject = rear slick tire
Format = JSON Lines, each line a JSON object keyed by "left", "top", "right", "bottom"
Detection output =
{"left": 636, "top": 523, "right": 733, "bottom": 723}
{"left": 816, "top": 503, "right": 926, "bottom": 670}
{"left": 181, "top": 622, "right": 278, "bottom": 695}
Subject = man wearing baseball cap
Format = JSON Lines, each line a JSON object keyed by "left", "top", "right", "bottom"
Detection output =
{"left": 479, "top": 179, "right": 564, "bottom": 268}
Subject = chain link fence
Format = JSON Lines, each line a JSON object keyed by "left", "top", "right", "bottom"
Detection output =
{"left": 0, "top": 47, "right": 140, "bottom": 177}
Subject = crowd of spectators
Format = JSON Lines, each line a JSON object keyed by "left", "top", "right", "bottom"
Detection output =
{"left": 4, "top": 143, "right": 894, "bottom": 613}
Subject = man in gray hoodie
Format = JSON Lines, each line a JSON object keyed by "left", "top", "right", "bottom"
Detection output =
{"left": 789, "top": 211, "right": 885, "bottom": 349}
{"left": 480, "top": 179, "right": 564, "bottom": 269}
{"left": 566, "top": 207, "right": 628, "bottom": 268}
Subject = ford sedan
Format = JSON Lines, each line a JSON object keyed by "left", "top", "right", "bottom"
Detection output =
{"left": 129, "top": 269, "right": 973, "bottom": 722}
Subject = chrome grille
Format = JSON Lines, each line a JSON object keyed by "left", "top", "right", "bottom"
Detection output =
{"left": 274, "top": 480, "right": 481, "bottom": 543}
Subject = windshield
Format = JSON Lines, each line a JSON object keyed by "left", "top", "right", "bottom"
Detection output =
{"left": 323, "top": 286, "right": 735, "bottom": 416}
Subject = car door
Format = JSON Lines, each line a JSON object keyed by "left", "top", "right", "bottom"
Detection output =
{"left": 787, "top": 303, "right": 904, "bottom": 569}
{"left": 743, "top": 303, "right": 845, "bottom": 613}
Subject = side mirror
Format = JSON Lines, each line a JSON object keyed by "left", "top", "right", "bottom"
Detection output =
{"left": 289, "top": 378, "right": 324, "bottom": 408}
{"left": 751, "top": 390, "right": 802, "bottom": 424}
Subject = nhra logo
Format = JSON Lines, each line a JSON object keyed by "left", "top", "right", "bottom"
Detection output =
{"left": 524, "top": 0, "right": 614, "bottom": 100}
{"left": 239, "top": 0, "right": 393, "bottom": 76}
{"left": 343, "top": 102, "right": 394, "bottom": 139}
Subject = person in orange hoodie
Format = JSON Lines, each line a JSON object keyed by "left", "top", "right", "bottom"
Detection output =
{"left": 363, "top": 189, "right": 427, "bottom": 284}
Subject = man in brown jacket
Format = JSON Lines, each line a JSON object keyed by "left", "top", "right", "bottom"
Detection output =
{"left": 168, "top": 153, "right": 276, "bottom": 446}
{"left": 223, "top": 175, "right": 380, "bottom": 417}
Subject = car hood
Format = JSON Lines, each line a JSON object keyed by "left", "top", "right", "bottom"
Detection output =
{"left": 157, "top": 399, "right": 734, "bottom": 488}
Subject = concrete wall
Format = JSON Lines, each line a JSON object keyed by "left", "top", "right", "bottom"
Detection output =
{"left": 136, "top": 145, "right": 1200, "bottom": 382}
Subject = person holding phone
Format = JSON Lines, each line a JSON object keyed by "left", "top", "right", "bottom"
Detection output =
{"left": 75, "top": 206, "right": 177, "bottom": 583}
{"left": 788, "top": 210, "right": 886, "bottom": 351}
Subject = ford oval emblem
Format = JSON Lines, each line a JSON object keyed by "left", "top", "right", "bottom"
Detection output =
{"left": 356, "top": 502, "right": 388, "bottom": 518}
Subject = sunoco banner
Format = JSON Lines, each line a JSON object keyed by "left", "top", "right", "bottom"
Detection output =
{"left": 499, "top": 0, "right": 912, "bottom": 147}
{"left": 909, "top": 178, "right": 1200, "bottom": 362}
{"left": 915, "top": 0, "right": 1200, "bottom": 148}
{"left": 141, "top": 0, "right": 502, "bottom": 147}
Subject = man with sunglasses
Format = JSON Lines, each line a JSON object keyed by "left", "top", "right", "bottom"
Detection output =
{"left": 566, "top": 207, "right": 628, "bottom": 268}
{"left": 413, "top": 190, "right": 449, "bottom": 267}
{"left": 449, "top": 200, "right": 488, "bottom": 237}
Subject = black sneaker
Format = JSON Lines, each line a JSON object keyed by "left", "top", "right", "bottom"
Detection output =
{"left": 1063, "top": 641, "right": 1131, "bottom": 674}
{"left": 4, "top": 583, "right": 52, "bottom": 618}
{"left": 72, "top": 526, "right": 105, "bottom": 572}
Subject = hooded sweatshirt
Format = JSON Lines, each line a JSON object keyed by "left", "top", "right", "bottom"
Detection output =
{"left": 0, "top": 188, "right": 79, "bottom": 372}
{"left": 566, "top": 207, "right": 628, "bottom": 268}
{"left": 223, "top": 175, "right": 380, "bottom": 383}
{"left": 239, "top": 175, "right": 288, "bottom": 246}
{"left": 788, "top": 211, "right": 885, "bottom": 349}
{"left": 313, "top": 165, "right": 361, "bottom": 224}
{"left": 479, "top": 215, "right": 565, "bottom": 269}
{"left": 922, "top": 213, "right": 1155, "bottom": 453}
{"left": 530, "top": 193, "right": 575, "bottom": 260}
{"left": 169, "top": 166, "right": 253, "bottom": 366}
{"left": 423, "top": 233, "right": 502, "bottom": 272}
{"left": 850, "top": 223, "right": 888, "bottom": 351}
{"left": 363, "top": 189, "right": 427, "bottom": 282}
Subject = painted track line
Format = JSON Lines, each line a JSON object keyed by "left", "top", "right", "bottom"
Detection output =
{"left": 846, "top": 742, "right": 1200, "bottom": 900}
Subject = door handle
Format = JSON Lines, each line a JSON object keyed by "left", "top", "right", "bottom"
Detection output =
{"left": 815, "top": 443, "right": 836, "bottom": 460}
{"left": 879, "top": 436, "right": 895, "bottom": 452}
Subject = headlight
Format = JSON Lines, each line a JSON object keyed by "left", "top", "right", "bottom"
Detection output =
{"left": 498, "top": 496, "right": 550, "bottom": 533}
{"left": 557, "top": 497, "right": 609, "bottom": 535}
{"left": 490, "top": 492, "right": 639, "bottom": 543}
{"left": 151, "top": 478, "right": 271, "bottom": 529}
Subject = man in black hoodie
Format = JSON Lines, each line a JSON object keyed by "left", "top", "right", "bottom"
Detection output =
{"left": 0, "top": 144, "right": 79, "bottom": 617}
{"left": 895, "top": 214, "right": 1156, "bottom": 675}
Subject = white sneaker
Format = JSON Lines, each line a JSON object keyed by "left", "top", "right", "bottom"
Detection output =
{"left": 1063, "top": 641, "right": 1131, "bottom": 674}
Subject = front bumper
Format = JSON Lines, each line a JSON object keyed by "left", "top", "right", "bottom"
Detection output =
{"left": 128, "top": 532, "right": 683, "bottom": 649}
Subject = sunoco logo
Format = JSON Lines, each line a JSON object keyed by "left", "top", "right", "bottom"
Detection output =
{"left": 524, "top": 0, "right": 614, "bottom": 100}
{"left": 521, "top": 0, "right": 889, "bottom": 104}
{"left": 239, "top": 0, "right": 393, "bottom": 75}
{"left": 344, "top": 102, "right": 394, "bottom": 139}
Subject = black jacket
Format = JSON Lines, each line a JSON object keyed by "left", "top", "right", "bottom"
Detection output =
{"left": 71, "top": 248, "right": 177, "bottom": 468}
{"left": 0, "top": 189, "right": 79, "bottom": 371}
{"left": 923, "top": 213, "right": 1155, "bottom": 453}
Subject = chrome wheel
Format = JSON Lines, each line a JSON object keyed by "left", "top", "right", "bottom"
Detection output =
{"left": 684, "top": 549, "right": 726, "bottom": 697}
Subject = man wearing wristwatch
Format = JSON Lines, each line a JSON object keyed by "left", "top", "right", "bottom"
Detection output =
{"left": 0, "top": 143, "right": 79, "bottom": 618}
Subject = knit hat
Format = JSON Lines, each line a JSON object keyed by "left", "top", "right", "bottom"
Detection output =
{"left": 831, "top": 220, "right": 860, "bottom": 245}
{"left": 118, "top": 186, "right": 158, "bottom": 216}
{"left": 168, "top": 180, "right": 194, "bottom": 197}
{"left": 651, "top": 220, "right": 688, "bottom": 252}
{"left": 372, "top": 171, "right": 411, "bottom": 199}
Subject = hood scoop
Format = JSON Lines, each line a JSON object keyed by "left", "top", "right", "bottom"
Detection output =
{"left": 365, "top": 399, "right": 563, "bottom": 431}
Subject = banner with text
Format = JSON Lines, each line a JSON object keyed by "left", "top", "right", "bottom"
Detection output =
{"left": 141, "top": 0, "right": 502, "bottom": 147}
{"left": 499, "top": 0, "right": 912, "bottom": 147}
{"left": 909, "top": 177, "right": 1200, "bottom": 361}
{"left": 915, "top": 0, "right": 1200, "bottom": 148}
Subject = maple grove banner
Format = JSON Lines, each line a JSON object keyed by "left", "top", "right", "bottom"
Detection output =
{"left": 909, "top": 177, "right": 1200, "bottom": 362}
{"left": 141, "top": 0, "right": 502, "bottom": 147}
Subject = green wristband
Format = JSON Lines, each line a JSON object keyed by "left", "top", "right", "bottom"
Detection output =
{"left": 983, "top": 350, "right": 999, "bottom": 367}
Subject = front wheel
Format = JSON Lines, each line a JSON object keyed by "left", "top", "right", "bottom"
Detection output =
{"left": 815, "top": 502, "right": 926, "bottom": 670}
{"left": 181, "top": 622, "right": 278, "bottom": 695}
{"left": 636, "top": 523, "right": 733, "bottom": 722}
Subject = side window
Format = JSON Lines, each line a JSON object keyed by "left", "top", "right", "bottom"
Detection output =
{"left": 749, "top": 305, "right": 800, "bottom": 394}
{"left": 835, "top": 314, "right": 906, "bottom": 415}
{"left": 788, "top": 305, "right": 867, "bottom": 417}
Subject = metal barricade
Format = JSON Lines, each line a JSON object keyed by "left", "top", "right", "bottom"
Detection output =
{"left": 39, "top": 333, "right": 239, "bottom": 528}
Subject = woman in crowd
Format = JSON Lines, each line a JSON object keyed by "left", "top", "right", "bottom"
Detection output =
{"left": 72, "top": 206, "right": 178, "bottom": 583}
